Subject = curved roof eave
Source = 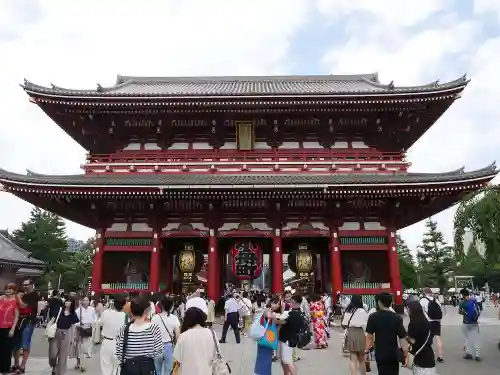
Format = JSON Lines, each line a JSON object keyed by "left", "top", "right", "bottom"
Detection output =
{"left": 0, "top": 163, "right": 496, "bottom": 189}
{"left": 20, "top": 73, "right": 469, "bottom": 100}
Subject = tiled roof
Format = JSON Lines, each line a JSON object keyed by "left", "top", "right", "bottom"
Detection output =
{"left": 0, "top": 234, "right": 45, "bottom": 267}
{"left": 0, "top": 164, "right": 496, "bottom": 188}
{"left": 22, "top": 73, "right": 469, "bottom": 98}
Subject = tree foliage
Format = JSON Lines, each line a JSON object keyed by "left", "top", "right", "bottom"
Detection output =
{"left": 396, "top": 234, "right": 418, "bottom": 288}
{"left": 59, "top": 238, "right": 94, "bottom": 292}
{"left": 417, "top": 219, "right": 454, "bottom": 292}
{"left": 454, "top": 185, "right": 500, "bottom": 264}
{"left": 10, "top": 208, "right": 68, "bottom": 286}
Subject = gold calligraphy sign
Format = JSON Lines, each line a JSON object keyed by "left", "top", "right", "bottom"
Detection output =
{"left": 236, "top": 121, "right": 254, "bottom": 151}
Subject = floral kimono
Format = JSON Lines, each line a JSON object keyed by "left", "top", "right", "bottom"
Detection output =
{"left": 309, "top": 300, "right": 327, "bottom": 348}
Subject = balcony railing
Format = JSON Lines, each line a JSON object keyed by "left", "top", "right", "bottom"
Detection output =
{"left": 101, "top": 282, "right": 149, "bottom": 291}
{"left": 86, "top": 149, "right": 405, "bottom": 166}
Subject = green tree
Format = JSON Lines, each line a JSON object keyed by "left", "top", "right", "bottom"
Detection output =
{"left": 0, "top": 229, "right": 11, "bottom": 239}
{"left": 456, "top": 242, "right": 486, "bottom": 277}
{"left": 417, "top": 219, "right": 454, "bottom": 292}
{"left": 396, "top": 234, "right": 418, "bottom": 288}
{"left": 59, "top": 238, "right": 94, "bottom": 292}
{"left": 10, "top": 207, "right": 68, "bottom": 286}
{"left": 454, "top": 185, "right": 500, "bottom": 264}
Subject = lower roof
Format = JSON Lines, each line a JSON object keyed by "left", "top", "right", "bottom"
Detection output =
{"left": 0, "top": 234, "right": 45, "bottom": 267}
{"left": 0, "top": 163, "right": 497, "bottom": 189}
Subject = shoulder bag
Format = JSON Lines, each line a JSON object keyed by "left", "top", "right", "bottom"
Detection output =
{"left": 77, "top": 306, "right": 93, "bottom": 338}
{"left": 408, "top": 330, "right": 431, "bottom": 371}
{"left": 209, "top": 328, "right": 231, "bottom": 375}
{"left": 159, "top": 314, "right": 176, "bottom": 347}
{"left": 342, "top": 309, "right": 357, "bottom": 351}
{"left": 44, "top": 307, "right": 62, "bottom": 339}
{"left": 120, "top": 322, "right": 156, "bottom": 375}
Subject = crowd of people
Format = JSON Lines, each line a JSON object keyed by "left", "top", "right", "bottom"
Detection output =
{"left": 0, "top": 278, "right": 491, "bottom": 375}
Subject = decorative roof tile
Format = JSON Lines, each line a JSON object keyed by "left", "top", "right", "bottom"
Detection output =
{"left": 22, "top": 73, "right": 469, "bottom": 98}
{"left": 0, "top": 234, "right": 45, "bottom": 266}
{"left": 0, "top": 163, "right": 496, "bottom": 188}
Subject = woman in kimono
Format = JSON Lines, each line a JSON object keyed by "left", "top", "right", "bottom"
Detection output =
{"left": 309, "top": 294, "right": 327, "bottom": 348}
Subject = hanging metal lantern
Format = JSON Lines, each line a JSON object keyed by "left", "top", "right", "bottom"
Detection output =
{"left": 288, "top": 243, "right": 317, "bottom": 278}
{"left": 231, "top": 240, "right": 262, "bottom": 280}
{"left": 176, "top": 243, "right": 203, "bottom": 282}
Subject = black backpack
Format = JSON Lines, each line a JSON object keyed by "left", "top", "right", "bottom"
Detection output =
{"left": 425, "top": 297, "right": 443, "bottom": 320}
{"left": 120, "top": 323, "right": 156, "bottom": 375}
{"left": 294, "top": 312, "right": 312, "bottom": 349}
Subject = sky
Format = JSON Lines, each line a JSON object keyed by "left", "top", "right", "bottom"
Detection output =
{"left": 0, "top": 0, "right": 499, "bottom": 253}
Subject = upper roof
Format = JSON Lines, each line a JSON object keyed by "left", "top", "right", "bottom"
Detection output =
{"left": 22, "top": 73, "right": 469, "bottom": 98}
{"left": 0, "top": 233, "right": 44, "bottom": 267}
{"left": 0, "top": 163, "right": 496, "bottom": 189}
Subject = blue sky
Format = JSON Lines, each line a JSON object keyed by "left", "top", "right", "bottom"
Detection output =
{"left": 0, "top": 0, "right": 499, "bottom": 253}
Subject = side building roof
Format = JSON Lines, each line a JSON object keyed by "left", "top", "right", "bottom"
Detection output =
{"left": 22, "top": 73, "right": 469, "bottom": 99}
{"left": 0, "top": 233, "right": 45, "bottom": 268}
{"left": 0, "top": 163, "right": 496, "bottom": 190}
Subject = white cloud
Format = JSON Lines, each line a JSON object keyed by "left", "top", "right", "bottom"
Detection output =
{"left": 1, "top": 0, "right": 499, "bottom": 257}
{"left": 318, "top": 0, "right": 500, "bottom": 251}
{"left": 0, "top": 0, "right": 311, "bottom": 239}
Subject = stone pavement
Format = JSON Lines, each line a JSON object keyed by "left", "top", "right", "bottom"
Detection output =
{"left": 24, "top": 306, "right": 500, "bottom": 375}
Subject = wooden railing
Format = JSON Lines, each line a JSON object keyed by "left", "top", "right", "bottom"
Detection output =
{"left": 86, "top": 149, "right": 405, "bottom": 165}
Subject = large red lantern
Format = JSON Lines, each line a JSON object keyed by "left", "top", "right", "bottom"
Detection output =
{"left": 231, "top": 241, "right": 262, "bottom": 280}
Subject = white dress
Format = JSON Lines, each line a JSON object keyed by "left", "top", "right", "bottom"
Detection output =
{"left": 173, "top": 326, "right": 217, "bottom": 375}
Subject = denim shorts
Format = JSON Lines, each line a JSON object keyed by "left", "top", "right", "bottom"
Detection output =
{"left": 13, "top": 323, "right": 35, "bottom": 350}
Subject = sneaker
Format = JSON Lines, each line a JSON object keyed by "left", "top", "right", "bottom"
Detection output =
{"left": 474, "top": 357, "right": 481, "bottom": 362}
{"left": 463, "top": 354, "right": 473, "bottom": 360}
{"left": 437, "top": 357, "right": 444, "bottom": 363}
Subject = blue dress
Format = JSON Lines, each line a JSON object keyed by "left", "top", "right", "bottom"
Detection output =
{"left": 254, "top": 317, "right": 274, "bottom": 375}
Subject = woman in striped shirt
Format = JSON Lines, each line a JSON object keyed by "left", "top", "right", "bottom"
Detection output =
{"left": 115, "top": 297, "right": 163, "bottom": 369}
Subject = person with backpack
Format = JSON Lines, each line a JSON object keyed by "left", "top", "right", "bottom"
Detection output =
{"left": 419, "top": 288, "right": 444, "bottom": 363}
{"left": 459, "top": 289, "right": 481, "bottom": 361}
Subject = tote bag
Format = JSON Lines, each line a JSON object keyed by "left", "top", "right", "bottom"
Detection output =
{"left": 44, "top": 308, "right": 62, "bottom": 339}
{"left": 257, "top": 321, "right": 278, "bottom": 351}
{"left": 249, "top": 313, "right": 268, "bottom": 341}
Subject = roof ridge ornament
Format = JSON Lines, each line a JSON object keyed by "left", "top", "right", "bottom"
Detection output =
{"left": 434, "top": 80, "right": 440, "bottom": 88}
{"left": 388, "top": 81, "right": 395, "bottom": 90}
{"left": 97, "top": 83, "right": 103, "bottom": 92}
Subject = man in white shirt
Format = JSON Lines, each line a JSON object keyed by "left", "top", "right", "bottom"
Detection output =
{"left": 219, "top": 292, "right": 241, "bottom": 344}
{"left": 420, "top": 287, "right": 444, "bottom": 362}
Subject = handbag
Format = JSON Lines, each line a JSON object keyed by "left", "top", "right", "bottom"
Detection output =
{"left": 44, "top": 308, "right": 62, "bottom": 339}
{"left": 408, "top": 330, "right": 431, "bottom": 370}
{"left": 209, "top": 328, "right": 231, "bottom": 375}
{"left": 120, "top": 322, "right": 156, "bottom": 375}
{"left": 257, "top": 320, "right": 278, "bottom": 351}
{"left": 342, "top": 309, "right": 357, "bottom": 350}
{"left": 159, "top": 314, "right": 176, "bottom": 347}
{"left": 249, "top": 313, "right": 267, "bottom": 341}
{"left": 77, "top": 306, "right": 93, "bottom": 338}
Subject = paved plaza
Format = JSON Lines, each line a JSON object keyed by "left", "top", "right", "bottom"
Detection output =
{"left": 23, "top": 306, "right": 500, "bottom": 375}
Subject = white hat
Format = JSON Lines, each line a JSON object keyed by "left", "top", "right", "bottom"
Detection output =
{"left": 185, "top": 297, "right": 208, "bottom": 315}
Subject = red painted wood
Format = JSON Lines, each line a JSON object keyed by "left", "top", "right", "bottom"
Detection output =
{"left": 149, "top": 233, "right": 160, "bottom": 293}
{"left": 219, "top": 230, "right": 272, "bottom": 238}
{"left": 207, "top": 232, "right": 218, "bottom": 301}
{"left": 101, "top": 289, "right": 151, "bottom": 294}
{"left": 103, "top": 246, "right": 153, "bottom": 252}
{"left": 272, "top": 231, "right": 284, "bottom": 294}
{"left": 330, "top": 230, "right": 342, "bottom": 299}
{"left": 105, "top": 231, "right": 153, "bottom": 238}
{"left": 342, "top": 288, "right": 392, "bottom": 295}
{"left": 162, "top": 231, "right": 209, "bottom": 238}
{"left": 339, "top": 245, "right": 388, "bottom": 251}
{"left": 91, "top": 230, "right": 105, "bottom": 294}
{"left": 164, "top": 255, "right": 173, "bottom": 293}
{"left": 282, "top": 229, "right": 330, "bottom": 237}
{"left": 387, "top": 226, "right": 403, "bottom": 305}
{"left": 339, "top": 230, "right": 387, "bottom": 236}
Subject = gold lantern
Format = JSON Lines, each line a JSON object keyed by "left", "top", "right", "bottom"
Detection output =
{"left": 296, "top": 243, "right": 314, "bottom": 278}
{"left": 178, "top": 243, "right": 196, "bottom": 281}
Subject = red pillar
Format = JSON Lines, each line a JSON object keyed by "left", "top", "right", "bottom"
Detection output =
{"left": 330, "top": 227, "right": 342, "bottom": 302}
{"left": 207, "top": 230, "right": 219, "bottom": 301}
{"left": 165, "top": 251, "right": 173, "bottom": 293}
{"left": 149, "top": 232, "right": 161, "bottom": 293}
{"left": 91, "top": 229, "right": 105, "bottom": 293}
{"left": 272, "top": 229, "right": 283, "bottom": 294}
{"left": 387, "top": 227, "right": 403, "bottom": 306}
